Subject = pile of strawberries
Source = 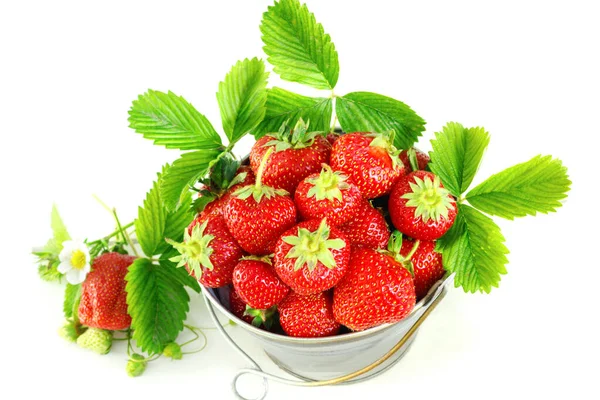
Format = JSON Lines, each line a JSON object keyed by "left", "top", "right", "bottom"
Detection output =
{"left": 171, "top": 120, "right": 457, "bottom": 338}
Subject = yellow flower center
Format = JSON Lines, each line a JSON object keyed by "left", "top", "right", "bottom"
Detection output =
{"left": 70, "top": 250, "right": 87, "bottom": 270}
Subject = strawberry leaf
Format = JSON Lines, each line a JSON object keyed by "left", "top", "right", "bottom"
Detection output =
{"left": 63, "top": 283, "right": 81, "bottom": 320}
{"left": 429, "top": 123, "right": 490, "bottom": 197}
{"left": 336, "top": 92, "right": 426, "bottom": 150}
{"left": 466, "top": 155, "right": 571, "bottom": 220}
{"left": 41, "top": 205, "right": 72, "bottom": 256}
{"left": 125, "top": 258, "right": 193, "bottom": 355}
{"left": 217, "top": 58, "right": 269, "bottom": 146}
{"left": 260, "top": 0, "right": 339, "bottom": 90}
{"left": 128, "top": 90, "right": 223, "bottom": 151}
{"left": 160, "top": 149, "right": 223, "bottom": 211}
{"left": 252, "top": 88, "right": 332, "bottom": 139}
{"left": 136, "top": 167, "right": 196, "bottom": 257}
{"left": 436, "top": 204, "right": 509, "bottom": 293}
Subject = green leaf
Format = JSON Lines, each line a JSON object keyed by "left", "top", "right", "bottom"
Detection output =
{"left": 63, "top": 283, "right": 81, "bottom": 319}
{"left": 136, "top": 172, "right": 167, "bottom": 257}
{"left": 126, "top": 258, "right": 192, "bottom": 355}
{"left": 436, "top": 204, "right": 509, "bottom": 293}
{"left": 128, "top": 90, "right": 223, "bottom": 150}
{"left": 160, "top": 149, "right": 223, "bottom": 210}
{"left": 429, "top": 122, "right": 490, "bottom": 197}
{"left": 217, "top": 58, "right": 269, "bottom": 145}
{"left": 160, "top": 251, "right": 201, "bottom": 293}
{"left": 41, "top": 205, "right": 72, "bottom": 255}
{"left": 252, "top": 88, "right": 332, "bottom": 139}
{"left": 336, "top": 92, "right": 426, "bottom": 150}
{"left": 260, "top": 0, "right": 339, "bottom": 90}
{"left": 38, "top": 262, "right": 62, "bottom": 282}
{"left": 466, "top": 155, "right": 571, "bottom": 219}
{"left": 157, "top": 191, "right": 195, "bottom": 255}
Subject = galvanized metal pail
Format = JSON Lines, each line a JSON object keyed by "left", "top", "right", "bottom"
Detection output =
{"left": 202, "top": 274, "right": 452, "bottom": 399}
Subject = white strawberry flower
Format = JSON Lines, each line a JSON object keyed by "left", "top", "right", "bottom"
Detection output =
{"left": 58, "top": 240, "right": 91, "bottom": 284}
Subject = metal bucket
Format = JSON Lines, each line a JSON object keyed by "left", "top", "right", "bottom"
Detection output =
{"left": 203, "top": 274, "right": 453, "bottom": 399}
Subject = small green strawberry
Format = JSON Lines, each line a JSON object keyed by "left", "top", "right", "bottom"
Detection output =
{"left": 126, "top": 353, "right": 147, "bottom": 377}
{"left": 76, "top": 327, "right": 112, "bottom": 355}
{"left": 163, "top": 342, "right": 183, "bottom": 360}
{"left": 58, "top": 320, "right": 85, "bottom": 343}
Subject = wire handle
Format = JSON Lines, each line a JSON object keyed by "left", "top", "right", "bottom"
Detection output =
{"left": 203, "top": 282, "right": 448, "bottom": 400}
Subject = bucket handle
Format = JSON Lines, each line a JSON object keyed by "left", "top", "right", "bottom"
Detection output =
{"left": 203, "top": 280, "right": 449, "bottom": 400}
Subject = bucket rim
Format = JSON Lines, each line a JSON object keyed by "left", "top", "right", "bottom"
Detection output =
{"left": 204, "top": 273, "right": 452, "bottom": 344}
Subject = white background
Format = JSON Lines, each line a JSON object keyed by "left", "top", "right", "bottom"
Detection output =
{"left": 1, "top": 0, "right": 598, "bottom": 399}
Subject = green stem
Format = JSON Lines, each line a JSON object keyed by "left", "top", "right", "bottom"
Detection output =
{"left": 88, "top": 222, "right": 135, "bottom": 245}
{"left": 407, "top": 148, "right": 419, "bottom": 172}
{"left": 404, "top": 240, "right": 421, "bottom": 261}
{"left": 113, "top": 209, "right": 140, "bottom": 258}
{"left": 181, "top": 327, "right": 208, "bottom": 355}
{"left": 255, "top": 147, "right": 274, "bottom": 191}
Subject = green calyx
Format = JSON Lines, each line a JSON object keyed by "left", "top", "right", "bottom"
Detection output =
{"left": 282, "top": 219, "right": 346, "bottom": 271}
{"left": 306, "top": 164, "right": 351, "bottom": 203}
{"left": 381, "top": 231, "right": 420, "bottom": 276}
{"left": 264, "top": 118, "right": 322, "bottom": 151}
{"left": 240, "top": 255, "right": 273, "bottom": 265}
{"left": 368, "top": 130, "right": 403, "bottom": 171}
{"left": 402, "top": 174, "right": 455, "bottom": 223}
{"left": 166, "top": 220, "right": 215, "bottom": 278}
{"left": 233, "top": 147, "right": 288, "bottom": 203}
{"left": 244, "top": 305, "right": 277, "bottom": 329}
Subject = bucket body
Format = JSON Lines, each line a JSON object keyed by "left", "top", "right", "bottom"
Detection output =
{"left": 205, "top": 276, "right": 450, "bottom": 381}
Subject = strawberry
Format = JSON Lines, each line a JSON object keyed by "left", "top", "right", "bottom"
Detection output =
{"left": 232, "top": 257, "right": 289, "bottom": 310}
{"left": 294, "top": 164, "right": 363, "bottom": 226}
{"left": 76, "top": 327, "right": 113, "bottom": 354}
{"left": 126, "top": 353, "right": 147, "bottom": 377}
{"left": 330, "top": 131, "right": 404, "bottom": 198}
{"left": 167, "top": 213, "right": 244, "bottom": 288}
{"left": 400, "top": 238, "right": 444, "bottom": 300}
{"left": 333, "top": 245, "right": 416, "bottom": 331}
{"left": 197, "top": 165, "right": 256, "bottom": 219}
{"left": 338, "top": 199, "right": 390, "bottom": 249}
{"left": 224, "top": 148, "right": 297, "bottom": 255}
{"left": 78, "top": 252, "right": 136, "bottom": 330}
{"left": 399, "top": 147, "right": 430, "bottom": 172}
{"left": 249, "top": 119, "right": 331, "bottom": 195}
{"left": 274, "top": 219, "right": 350, "bottom": 295}
{"left": 389, "top": 170, "right": 457, "bottom": 240}
{"left": 278, "top": 291, "right": 340, "bottom": 338}
{"left": 229, "top": 286, "right": 254, "bottom": 324}
{"left": 326, "top": 131, "right": 340, "bottom": 146}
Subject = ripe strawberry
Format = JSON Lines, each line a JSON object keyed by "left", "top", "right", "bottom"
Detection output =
{"left": 278, "top": 291, "right": 340, "bottom": 338}
{"left": 389, "top": 170, "right": 457, "bottom": 240}
{"left": 167, "top": 213, "right": 244, "bottom": 288}
{"left": 399, "top": 148, "right": 430, "bottom": 172}
{"left": 274, "top": 219, "right": 350, "bottom": 295}
{"left": 229, "top": 286, "right": 254, "bottom": 324}
{"left": 338, "top": 199, "right": 390, "bottom": 249}
{"left": 249, "top": 119, "right": 331, "bottom": 194}
{"left": 232, "top": 257, "right": 289, "bottom": 310}
{"left": 330, "top": 131, "right": 404, "bottom": 198}
{"left": 78, "top": 252, "right": 136, "bottom": 330}
{"left": 229, "top": 287, "right": 277, "bottom": 329}
{"left": 333, "top": 246, "right": 416, "bottom": 331}
{"left": 197, "top": 165, "right": 256, "bottom": 220}
{"left": 326, "top": 131, "right": 340, "bottom": 146}
{"left": 224, "top": 149, "right": 297, "bottom": 255}
{"left": 400, "top": 239, "right": 444, "bottom": 300}
{"left": 294, "top": 164, "right": 363, "bottom": 226}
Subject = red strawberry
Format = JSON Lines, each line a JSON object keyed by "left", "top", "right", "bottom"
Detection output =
{"left": 249, "top": 119, "right": 331, "bottom": 195}
{"left": 278, "top": 291, "right": 340, "bottom": 338}
{"left": 400, "top": 239, "right": 444, "bottom": 300}
{"left": 167, "top": 213, "right": 244, "bottom": 288}
{"left": 389, "top": 170, "right": 457, "bottom": 240}
{"left": 399, "top": 148, "right": 430, "bottom": 172}
{"left": 326, "top": 132, "right": 340, "bottom": 146}
{"left": 198, "top": 166, "right": 256, "bottom": 220}
{"left": 338, "top": 199, "right": 390, "bottom": 249}
{"left": 78, "top": 252, "right": 136, "bottom": 330}
{"left": 224, "top": 148, "right": 297, "bottom": 255}
{"left": 330, "top": 131, "right": 404, "bottom": 198}
{"left": 333, "top": 246, "right": 415, "bottom": 331}
{"left": 228, "top": 286, "right": 277, "bottom": 329}
{"left": 229, "top": 287, "right": 254, "bottom": 324}
{"left": 294, "top": 164, "right": 363, "bottom": 226}
{"left": 232, "top": 257, "right": 289, "bottom": 310}
{"left": 274, "top": 219, "right": 350, "bottom": 295}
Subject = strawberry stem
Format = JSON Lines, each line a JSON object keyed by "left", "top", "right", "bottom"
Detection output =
{"left": 404, "top": 240, "right": 421, "bottom": 261}
{"left": 113, "top": 208, "right": 140, "bottom": 257}
{"left": 255, "top": 147, "right": 274, "bottom": 192}
{"left": 407, "top": 148, "right": 419, "bottom": 172}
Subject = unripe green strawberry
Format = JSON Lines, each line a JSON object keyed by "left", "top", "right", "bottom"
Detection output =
{"left": 126, "top": 353, "right": 147, "bottom": 377}
{"left": 76, "top": 327, "right": 112, "bottom": 355}
{"left": 163, "top": 342, "right": 183, "bottom": 360}
{"left": 58, "top": 321, "right": 84, "bottom": 343}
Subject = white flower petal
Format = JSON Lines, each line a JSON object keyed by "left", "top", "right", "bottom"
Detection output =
{"left": 77, "top": 268, "right": 89, "bottom": 283}
{"left": 66, "top": 268, "right": 84, "bottom": 285}
{"left": 57, "top": 261, "right": 72, "bottom": 274}
{"left": 82, "top": 262, "right": 91, "bottom": 274}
